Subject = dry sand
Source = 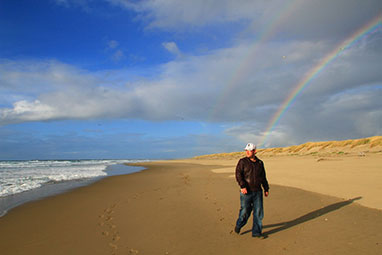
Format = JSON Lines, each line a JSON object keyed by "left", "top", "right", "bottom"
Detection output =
{"left": 189, "top": 153, "right": 382, "bottom": 210}
{"left": 0, "top": 154, "right": 381, "bottom": 254}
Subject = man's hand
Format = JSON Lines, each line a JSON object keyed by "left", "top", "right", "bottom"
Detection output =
{"left": 240, "top": 188, "right": 248, "bottom": 194}
{"left": 264, "top": 191, "right": 269, "bottom": 197}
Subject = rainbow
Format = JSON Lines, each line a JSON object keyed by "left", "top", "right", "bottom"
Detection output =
{"left": 258, "top": 14, "right": 382, "bottom": 147}
{"left": 209, "top": 0, "right": 302, "bottom": 119}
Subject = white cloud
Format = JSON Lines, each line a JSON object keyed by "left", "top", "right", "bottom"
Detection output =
{"left": 1, "top": 1, "right": 381, "bottom": 146}
{"left": 1, "top": 31, "right": 380, "bottom": 130}
{"left": 266, "top": 0, "right": 382, "bottom": 40}
{"left": 107, "top": 0, "right": 381, "bottom": 42}
{"left": 0, "top": 59, "right": 98, "bottom": 94}
{"left": 58, "top": 0, "right": 380, "bottom": 42}
{"left": 320, "top": 88, "right": 382, "bottom": 136}
{"left": 162, "top": 42, "right": 181, "bottom": 57}
{"left": 107, "top": 0, "right": 261, "bottom": 29}
{"left": 0, "top": 100, "right": 56, "bottom": 124}
{"left": 224, "top": 123, "right": 296, "bottom": 148}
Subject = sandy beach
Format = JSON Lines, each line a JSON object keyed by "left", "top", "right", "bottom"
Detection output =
{"left": 0, "top": 153, "right": 381, "bottom": 254}
{"left": 2, "top": 1, "right": 381, "bottom": 253}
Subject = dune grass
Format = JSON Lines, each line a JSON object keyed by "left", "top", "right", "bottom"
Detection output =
{"left": 193, "top": 136, "right": 382, "bottom": 159}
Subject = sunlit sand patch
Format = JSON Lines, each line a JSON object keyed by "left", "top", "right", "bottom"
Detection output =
{"left": 211, "top": 167, "right": 233, "bottom": 174}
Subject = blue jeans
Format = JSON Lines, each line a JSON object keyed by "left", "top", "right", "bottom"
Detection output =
{"left": 235, "top": 190, "right": 264, "bottom": 236}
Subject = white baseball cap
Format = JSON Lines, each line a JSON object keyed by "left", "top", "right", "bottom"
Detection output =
{"left": 244, "top": 143, "right": 256, "bottom": 151}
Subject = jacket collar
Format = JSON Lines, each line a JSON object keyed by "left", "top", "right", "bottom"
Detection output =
{"left": 245, "top": 155, "right": 259, "bottom": 162}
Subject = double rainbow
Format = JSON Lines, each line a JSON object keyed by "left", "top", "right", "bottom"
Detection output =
{"left": 258, "top": 14, "right": 381, "bottom": 147}
{"left": 209, "top": 0, "right": 302, "bottom": 119}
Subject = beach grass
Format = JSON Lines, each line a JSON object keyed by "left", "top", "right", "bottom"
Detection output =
{"left": 193, "top": 136, "right": 382, "bottom": 159}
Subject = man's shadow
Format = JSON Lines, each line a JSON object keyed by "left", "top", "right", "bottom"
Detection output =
{"left": 242, "top": 196, "right": 362, "bottom": 238}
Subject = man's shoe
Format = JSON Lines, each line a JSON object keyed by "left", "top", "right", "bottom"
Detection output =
{"left": 252, "top": 233, "right": 267, "bottom": 239}
{"left": 234, "top": 226, "right": 240, "bottom": 234}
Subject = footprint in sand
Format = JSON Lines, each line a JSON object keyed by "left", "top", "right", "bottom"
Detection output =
{"left": 112, "top": 234, "right": 120, "bottom": 242}
{"left": 98, "top": 203, "right": 121, "bottom": 253}
{"left": 129, "top": 248, "right": 139, "bottom": 254}
{"left": 109, "top": 242, "right": 118, "bottom": 249}
{"left": 205, "top": 193, "right": 227, "bottom": 224}
{"left": 180, "top": 174, "right": 191, "bottom": 185}
{"left": 105, "top": 216, "right": 113, "bottom": 221}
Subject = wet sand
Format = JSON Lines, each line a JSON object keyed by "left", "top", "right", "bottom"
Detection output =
{"left": 0, "top": 155, "right": 381, "bottom": 254}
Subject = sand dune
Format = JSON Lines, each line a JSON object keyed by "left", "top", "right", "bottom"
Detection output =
{"left": 190, "top": 136, "right": 382, "bottom": 210}
{"left": 194, "top": 136, "right": 382, "bottom": 159}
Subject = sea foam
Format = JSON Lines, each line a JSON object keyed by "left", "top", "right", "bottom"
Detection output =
{"left": 0, "top": 159, "right": 146, "bottom": 197}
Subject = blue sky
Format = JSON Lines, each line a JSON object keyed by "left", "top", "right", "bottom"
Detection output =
{"left": 0, "top": 0, "right": 381, "bottom": 159}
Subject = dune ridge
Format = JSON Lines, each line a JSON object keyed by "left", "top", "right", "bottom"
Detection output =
{"left": 194, "top": 136, "right": 382, "bottom": 159}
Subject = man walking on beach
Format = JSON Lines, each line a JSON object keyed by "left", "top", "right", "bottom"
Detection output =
{"left": 234, "top": 143, "right": 269, "bottom": 237}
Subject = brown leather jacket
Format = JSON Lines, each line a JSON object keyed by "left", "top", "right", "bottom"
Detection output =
{"left": 235, "top": 156, "right": 269, "bottom": 192}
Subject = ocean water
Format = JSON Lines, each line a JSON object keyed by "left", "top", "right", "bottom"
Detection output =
{"left": 0, "top": 159, "right": 148, "bottom": 216}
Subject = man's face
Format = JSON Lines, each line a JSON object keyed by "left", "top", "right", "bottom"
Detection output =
{"left": 246, "top": 150, "right": 255, "bottom": 158}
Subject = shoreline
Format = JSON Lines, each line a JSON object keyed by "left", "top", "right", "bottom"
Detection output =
{"left": 0, "top": 163, "right": 145, "bottom": 217}
{"left": 0, "top": 156, "right": 381, "bottom": 254}
{"left": 0, "top": 176, "right": 101, "bottom": 218}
